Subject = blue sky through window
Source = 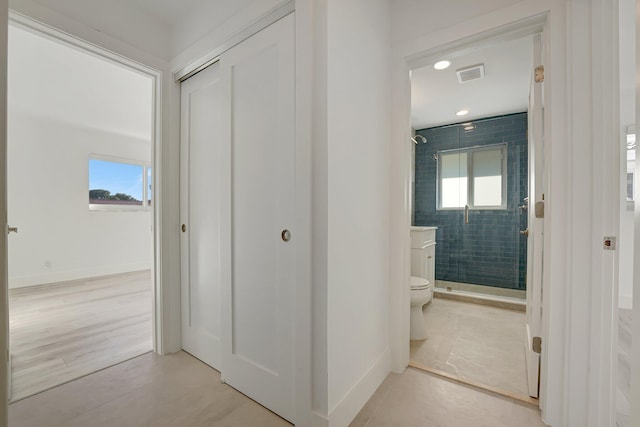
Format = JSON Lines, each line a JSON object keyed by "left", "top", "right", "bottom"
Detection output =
{"left": 89, "top": 159, "right": 144, "bottom": 201}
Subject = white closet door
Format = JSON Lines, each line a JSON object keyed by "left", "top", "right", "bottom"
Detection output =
{"left": 220, "top": 14, "right": 295, "bottom": 422}
{"left": 180, "top": 63, "right": 223, "bottom": 369}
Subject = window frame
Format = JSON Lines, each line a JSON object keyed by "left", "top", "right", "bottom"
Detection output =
{"left": 88, "top": 154, "right": 151, "bottom": 212}
{"left": 436, "top": 143, "right": 508, "bottom": 211}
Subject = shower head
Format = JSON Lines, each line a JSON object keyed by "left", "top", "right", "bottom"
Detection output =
{"left": 411, "top": 135, "right": 427, "bottom": 144}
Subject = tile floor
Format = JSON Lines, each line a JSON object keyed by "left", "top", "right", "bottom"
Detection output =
{"left": 410, "top": 297, "right": 529, "bottom": 398}
{"left": 351, "top": 368, "right": 547, "bottom": 427}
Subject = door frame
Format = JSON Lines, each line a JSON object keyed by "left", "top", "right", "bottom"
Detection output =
{"left": 391, "top": 2, "right": 622, "bottom": 426}
{"left": 402, "top": 13, "right": 547, "bottom": 397}
{"left": 6, "top": 13, "right": 164, "bottom": 352}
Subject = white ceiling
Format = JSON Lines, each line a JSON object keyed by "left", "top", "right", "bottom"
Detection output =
{"left": 411, "top": 35, "right": 534, "bottom": 130}
{"left": 128, "top": 0, "right": 206, "bottom": 26}
{"left": 129, "top": 0, "right": 254, "bottom": 28}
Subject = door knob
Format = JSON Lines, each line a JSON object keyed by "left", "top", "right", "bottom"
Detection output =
{"left": 281, "top": 229, "right": 291, "bottom": 242}
{"left": 7, "top": 226, "right": 17, "bottom": 234}
{"left": 520, "top": 229, "right": 529, "bottom": 237}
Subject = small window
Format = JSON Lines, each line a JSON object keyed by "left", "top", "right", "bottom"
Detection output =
{"left": 89, "top": 157, "right": 151, "bottom": 211}
{"left": 438, "top": 144, "right": 507, "bottom": 210}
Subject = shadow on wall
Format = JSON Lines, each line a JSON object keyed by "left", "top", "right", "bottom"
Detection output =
{"left": 414, "top": 113, "right": 528, "bottom": 290}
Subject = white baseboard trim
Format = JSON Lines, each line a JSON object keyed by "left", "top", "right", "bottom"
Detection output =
{"left": 309, "top": 410, "right": 329, "bottom": 427}
{"left": 8, "top": 263, "right": 152, "bottom": 289}
{"left": 327, "top": 348, "right": 390, "bottom": 427}
{"left": 619, "top": 294, "right": 632, "bottom": 310}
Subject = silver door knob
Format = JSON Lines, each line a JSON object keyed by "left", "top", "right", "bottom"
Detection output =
{"left": 7, "top": 226, "right": 17, "bottom": 234}
{"left": 520, "top": 229, "right": 529, "bottom": 237}
{"left": 281, "top": 229, "right": 291, "bottom": 242}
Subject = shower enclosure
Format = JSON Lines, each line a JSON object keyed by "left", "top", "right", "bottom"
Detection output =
{"left": 413, "top": 113, "right": 528, "bottom": 298}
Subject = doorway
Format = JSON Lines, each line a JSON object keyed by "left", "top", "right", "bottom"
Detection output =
{"left": 6, "top": 17, "right": 159, "bottom": 402}
{"left": 406, "top": 29, "right": 545, "bottom": 402}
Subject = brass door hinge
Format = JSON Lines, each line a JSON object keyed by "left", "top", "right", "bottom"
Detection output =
{"left": 533, "top": 336, "right": 542, "bottom": 354}
{"left": 534, "top": 65, "right": 544, "bottom": 83}
{"left": 535, "top": 201, "right": 544, "bottom": 218}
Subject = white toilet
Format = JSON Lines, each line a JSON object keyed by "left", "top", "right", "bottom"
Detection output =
{"left": 410, "top": 227, "right": 436, "bottom": 340}
{"left": 410, "top": 276, "right": 432, "bottom": 340}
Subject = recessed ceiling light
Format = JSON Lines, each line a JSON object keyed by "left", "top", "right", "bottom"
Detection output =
{"left": 433, "top": 60, "right": 451, "bottom": 70}
{"left": 456, "top": 109, "right": 469, "bottom": 116}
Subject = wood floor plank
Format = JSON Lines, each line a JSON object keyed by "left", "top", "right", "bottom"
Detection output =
{"left": 9, "top": 270, "right": 153, "bottom": 402}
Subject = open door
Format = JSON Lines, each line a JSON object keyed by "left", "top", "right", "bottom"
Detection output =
{"left": 525, "top": 33, "right": 545, "bottom": 399}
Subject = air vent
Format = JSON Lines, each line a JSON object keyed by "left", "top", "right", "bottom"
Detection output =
{"left": 456, "top": 64, "right": 485, "bottom": 83}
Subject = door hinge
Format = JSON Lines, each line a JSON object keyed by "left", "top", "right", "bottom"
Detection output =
{"left": 533, "top": 336, "right": 542, "bottom": 354}
{"left": 534, "top": 65, "right": 544, "bottom": 83}
{"left": 535, "top": 201, "right": 544, "bottom": 218}
{"left": 603, "top": 236, "right": 616, "bottom": 250}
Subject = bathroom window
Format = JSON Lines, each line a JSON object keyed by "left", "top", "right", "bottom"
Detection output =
{"left": 437, "top": 144, "right": 507, "bottom": 210}
{"left": 88, "top": 156, "right": 152, "bottom": 211}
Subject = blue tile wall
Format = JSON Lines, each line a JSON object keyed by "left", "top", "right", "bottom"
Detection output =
{"left": 414, "top": 113, "right": 528, "bottom": 290}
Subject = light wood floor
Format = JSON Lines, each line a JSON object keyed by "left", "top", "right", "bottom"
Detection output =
{"left": 9, "top": 350, "right": 545, "bottom": 427}
{"left": 9, "top": 351, "right": 291, "bottom": 427}
{"left": 617, "top": 308, "right": 632, "bottom": 427}
{"left": 9, "top": 270, "right": 153, "bottom": 401}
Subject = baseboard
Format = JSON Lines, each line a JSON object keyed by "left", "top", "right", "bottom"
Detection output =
{"left": 434, "top": 288, "right": 526, "bottom": 312}
{"left": 327, "top": 348, "right": 390, "bottom": 427}
{"left": 8, "top": 263, "right": 152, "bottom": 289}
{"left": 619, "top": 294, "right": 632, "bottom": 310}
{"left": 309, "top": 410, "right": 329, "bottom": 427}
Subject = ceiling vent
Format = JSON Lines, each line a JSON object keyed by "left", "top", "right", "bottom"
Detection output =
{"left": 456, "top": 64, "right": 485, "bottom": 83}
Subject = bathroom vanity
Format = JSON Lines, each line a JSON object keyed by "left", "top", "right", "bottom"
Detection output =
{"left": 410, "top": 226, "right": 436, "bottom": 288}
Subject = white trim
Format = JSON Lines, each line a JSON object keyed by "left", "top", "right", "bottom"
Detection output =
{"left": 0, "top": 0, "right": 8, "bottom": 423}
{"left": 630, "top": 0, "right": 640, "bottom": 425}
{"left": 8, "top": 264, "right": 152, "bottom": 289}
{"left": 293, "top": 3, "right": 314, "bottom": 426}
{"left": 174, "top": 0, "right": 294, "bottom": 82}
{"left": 327, "top": 349, "right": 390, "bottom": 427}
{"left": 309, "top": 411, "right": 329, "bottom": 427}
{"left": 6, "top": 13, "right": 165, "bottom": 354}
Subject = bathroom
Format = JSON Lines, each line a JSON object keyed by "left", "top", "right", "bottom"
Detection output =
{"left": 407, "top": 33, "right": 539, "bottom": 402}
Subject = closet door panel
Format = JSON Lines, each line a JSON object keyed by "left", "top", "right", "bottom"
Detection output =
{"left": 180, "top": 63, "right": 223, "bottom": 369}
{"left": 220, "top": 13, "right": 296, "bottom": 422}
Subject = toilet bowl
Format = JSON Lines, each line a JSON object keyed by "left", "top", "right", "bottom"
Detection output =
{"left": 410, "top": 276, "right": 432, "bottom": 340}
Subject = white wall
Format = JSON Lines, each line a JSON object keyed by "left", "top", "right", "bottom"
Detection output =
{"left": 7, "top": 25, "right": 152, "bottom": 288}
{"left": 618, "top": 0, "right": 635, "bottom": 309}
{"left": 324, "top": 0, "right": 391, "bottom": 424}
